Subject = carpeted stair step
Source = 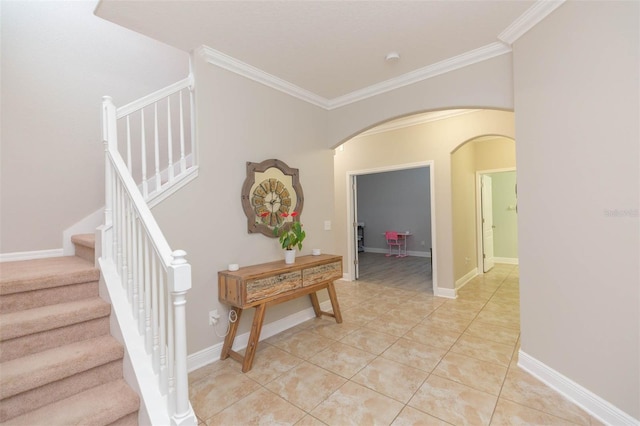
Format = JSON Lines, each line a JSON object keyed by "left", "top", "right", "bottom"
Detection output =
{"left": 1, "top": 378, "right": 139, "bottom": 426}
{"left": 0, "top": 256, "right": 99, "bottom": 313}
{"left": 0, "top": 335, "right": 124, "bottom": 401}
{"left": 72, "top": 233, "right": 96, "bottom": 263}
{"left": 0, "top": 298, "right": 111, "bottom": 362}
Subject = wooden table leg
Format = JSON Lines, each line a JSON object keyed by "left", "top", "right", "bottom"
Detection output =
{"left": 241, "top": 303, "right": 267, "bottom": 373}
{"left": 220, "top": 307, "right": 242, "bottom": 360}
{"left": 327, "top": 282, "right": 343, "bottom": 323}
{"left": 309, "top": 292, "right": 322, "bottom": 318}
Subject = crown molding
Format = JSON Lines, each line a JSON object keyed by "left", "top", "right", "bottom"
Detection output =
{"left": 499, "top": 0, "right": 566, "bottom": 45}
{"left": 195, "top": 45, "right": 330, "bottom": 109}
{"left": 327, "top": 42, "right": 511, "bottom": 110}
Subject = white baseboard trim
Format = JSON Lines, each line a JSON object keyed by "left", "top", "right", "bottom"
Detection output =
{"left": 62, "top": 207, "right": 103, "bottom": 256}
{"left": 518, "top": 350, "right": 639, "bottom": 426}
{"left": 455, "top": 267, "right": 478, "bottom": 290}
{"left": 435, "top": 287, "right": 456, "bottom": 299}
{"left": 363, "top": 247, "right": 432, "bottom": 258}
{"left": 0, "top": 248, "right": 64, "bottom": 262}
{"left": 494, "top": 257, "right": 519, "bottom": 265}
{"left": 188, "top": 300, "right": 333, "bottom": 372}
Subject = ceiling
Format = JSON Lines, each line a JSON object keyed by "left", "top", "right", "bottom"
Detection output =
{"left": 95, "top": 0, "right": 562, "bottom": 109}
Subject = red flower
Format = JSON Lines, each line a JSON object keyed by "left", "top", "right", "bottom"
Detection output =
{"left": 259, "top": 212, "right": 269, "bottom": 217}
{"left": 290, "top": 212, "right": 298, "bottom": 217}
{"left": 280, "top": 212, "right": 289, "bottom": 218}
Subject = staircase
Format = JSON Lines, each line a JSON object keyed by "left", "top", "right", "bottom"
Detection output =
{"left": 0, "top": 234, "right": 140, "bottom": 425}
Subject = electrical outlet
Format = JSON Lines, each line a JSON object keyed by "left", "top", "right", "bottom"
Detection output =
{"left": 465, "top": 257, "right": 470, "bottom": 264}
{"left": 209, "top": 310, "right": 220, "bottom": 326}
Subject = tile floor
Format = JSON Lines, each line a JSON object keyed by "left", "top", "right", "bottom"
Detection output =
{"left": 189, "top": 253, "right": 601, "bottom": 425}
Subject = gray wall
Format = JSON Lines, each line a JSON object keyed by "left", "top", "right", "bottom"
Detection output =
{"left": 514, "top": 1, "right": 639, "bottom": 418}
{"left": 356, "top": 167, "right": 431, "bottom": 254}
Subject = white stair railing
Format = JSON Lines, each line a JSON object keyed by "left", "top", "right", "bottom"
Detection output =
{"left": 115, "top": 75, "right": 198, "bottom": 207}
{"left": 100, "top": 84, "right": 196, "bottom": 425}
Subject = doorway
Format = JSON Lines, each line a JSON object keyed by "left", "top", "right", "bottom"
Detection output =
{"left": 345, "top": 161, "right": 437, "bottom": 293}
{"left": 476, "top": 168, "right": 518, "bottom": 273}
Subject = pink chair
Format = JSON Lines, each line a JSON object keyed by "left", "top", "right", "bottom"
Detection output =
{"left": 385, "top": 231, "right": 402, "bottom": 257}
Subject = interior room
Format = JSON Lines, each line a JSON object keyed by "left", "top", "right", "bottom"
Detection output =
{"left": 1, "top": 1, "right": 637, "bottom": 425}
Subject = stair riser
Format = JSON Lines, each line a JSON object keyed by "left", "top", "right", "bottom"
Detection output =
{"left": 74, "top": 245, "right": 95, "bottom": 263}
{"left": 109, "top": 411, "right": 139, "bottom": 426}
{"left": 0, "top": 317, "right": 110, "bottom": 362}
{"left": 0, "top": 281, "right": 98, "bottom": 313}
{"left": 0, "top": 360, "right": 122, "bottom": 422}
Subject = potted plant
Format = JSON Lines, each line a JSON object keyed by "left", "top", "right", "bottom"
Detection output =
{"left": 273, "top": 212, "right": 305, "bottom": 264}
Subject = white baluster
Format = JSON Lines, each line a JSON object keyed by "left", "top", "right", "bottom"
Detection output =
{"left": 131, "top": 213, "right": 138, "bottom": 312}
{"left": 152, "top": 254, "right": 160, "bottom": 373}
{"left": 159, "top": 269, "right": 168, "bottom": 394}
{"left": 138, "top": 225, "right": 145, "bottom": 333}
{"left": 126, "top": 115, "right": 132, "bottom": 172}
{"left": 145, "top": 236, "right": 152, "bottom": 352}
{"left": 179, "top": 90, "right": 186, "bottom": 174}
{"left": 154, "top": 102, "right": 161, "bottom": 194}
{"left": 141, "top": 109, "right": 148, "bottom": 198}
{"left": 167, "top": 97, "right": 174, "bottom": 183}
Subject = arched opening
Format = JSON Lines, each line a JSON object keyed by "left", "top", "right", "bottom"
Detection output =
{"left": 333, "top": 108, "right": 515, "bottom": 297}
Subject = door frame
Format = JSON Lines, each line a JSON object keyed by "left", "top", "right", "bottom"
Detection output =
{"left": 345, "top": 161, "right": 438, "bottom": 294}
{"left": 475, "top": 167, "right": 516, "bottom": 275}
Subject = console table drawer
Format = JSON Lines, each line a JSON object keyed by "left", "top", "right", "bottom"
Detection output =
{"left": 303, "top": 261, "right": 342, "bottom": 287}
{"left": 246, "top": 271, "right": 302, "bottom": 303}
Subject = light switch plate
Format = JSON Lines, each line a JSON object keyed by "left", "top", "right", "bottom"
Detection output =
{"left": 324, "top": 220, "right": 331, "bottom": 230}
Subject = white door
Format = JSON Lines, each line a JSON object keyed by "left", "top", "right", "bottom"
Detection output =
{"left": 352, "top": 176, "right": 360, "bottom": 279}
{"left": 481, "top": 175, "right": 495, "bottom": 272}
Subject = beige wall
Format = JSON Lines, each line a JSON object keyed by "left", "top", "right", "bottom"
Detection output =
{"left": 334, "top": 110, "right": 515, "bottom": 294}
{"left": 514, "top": 1, "right": 639, "bottom": 419}
{"left": 151, "top": 54, "right": 335, "bottom": 354}
{"left": 451, "top": 137, "right": 516, "bottom": 281}
{"left": 0, "top": 1, "right": 189, "bottom": 253}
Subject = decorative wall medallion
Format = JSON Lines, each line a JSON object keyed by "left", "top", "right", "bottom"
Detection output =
{"left": 241, "top": 159, "right": 304, "bottom": 237}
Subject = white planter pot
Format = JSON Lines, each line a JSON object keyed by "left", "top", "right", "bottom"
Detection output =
{"left": 284, "top": 249, "right": 296, "bottom": 264}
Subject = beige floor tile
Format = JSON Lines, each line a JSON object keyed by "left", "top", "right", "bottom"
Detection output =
{"left": 409, "top": 375, "right": 497, "bottom": 426}
{"left": 206, "top": 387, "right": 305, "bottom": 425}
{"left": 339, "top": 327, "right": 398, "bottom": 355}
{"left": 340, "top": 306, "right": 380, "bottom": 325}
{"left": 308, "top": 341, "right": 376, "bottom": 378}
{"left": 189, "top": 363, "right": 261, "bottom": 420}
{"left": 311, "top": 381, "right": 405, "bottom": 426}
{"left": 243, "top": 343, "right": 304, "bottom": 385}
{"left": 422, "top": 310, "right": 474, "bottom": 333}
{"left": 464, "top": 320, "right": 520, "bottom": 346}
{"left": 351, "top": 357, "right": 429, "bottom": 403}
{"left": 305, "top": 317, "right": 361, "bottom": 340}
{"left": 363, "top": 312, "right": 419, "bottom": 336}
{"left": 501, "top": 367, "right": 593, "bottom": 425}
{"left": 391, "top": 406, "right": 451, "bottom": 425}
{"left": 270, "top": 330, "right": 335, "bottom": 359}
{"left": 403, "top": 322, "right": 462, "bottom": 350}
{"left": 432, "top": 352, "right": 508, "bottom": 395}
{"left": 386, "top": 304, "right": 436, "bottom": 321}
{"left": 475, "top": 309, "right": 520, "bottom": 329}
{"left": 265, "top": 361, "right": 347, "bottom": 412}
{"left": 490, "top": 398, "right": 578, "bottom": 425}
{"left": 450, "top": 333, "right": 515, "bottom": 366}
{"left": 189, "top": 358, "right": 237, "bottom": 385}
{"left": 381, "top": 337, "right": 448, "bottom": 372}
{"left": 295, "top": 415, "right": 329, "bottom": 426}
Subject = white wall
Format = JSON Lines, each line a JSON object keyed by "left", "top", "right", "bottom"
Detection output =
{"left": 514, "top": 1, "right": 639, "bottom": 420}
{"left": 356, "top": 168, "right": 431, "bottom": 254}
{"left": 0, "top": 1, "right": 189, "bottom": 253}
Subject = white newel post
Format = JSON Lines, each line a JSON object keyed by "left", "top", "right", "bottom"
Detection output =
{"left": 167, "top": 250, "right": 196, "bottom": 426}
{"left": 101, "top": 96, "right": 118, "bottom": 261}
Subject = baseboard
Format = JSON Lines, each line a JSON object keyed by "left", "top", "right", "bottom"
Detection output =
{"left": 435, "top": 287, "right": 456, "bottom": 299}
{"left": 455, "top": 267, "right": 478, "bottom": 290}
{"left": 187, "top": 300, "right": 333, "bottom": 372}
{"left": 494, "top": 257, "right": 519, "bottom": 265}
{"left": 518, "top": 350, "right": 639, "bottom": 426}
{"left": 0, "top": 248, "right": 64, "bottom": 262}
{"left": 363, "top": 247, "right": 432, "bottom": 258}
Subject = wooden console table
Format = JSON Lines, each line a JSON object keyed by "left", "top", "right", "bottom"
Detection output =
{"left": 218, "top": 254, "right": 343, "bottom": 372}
